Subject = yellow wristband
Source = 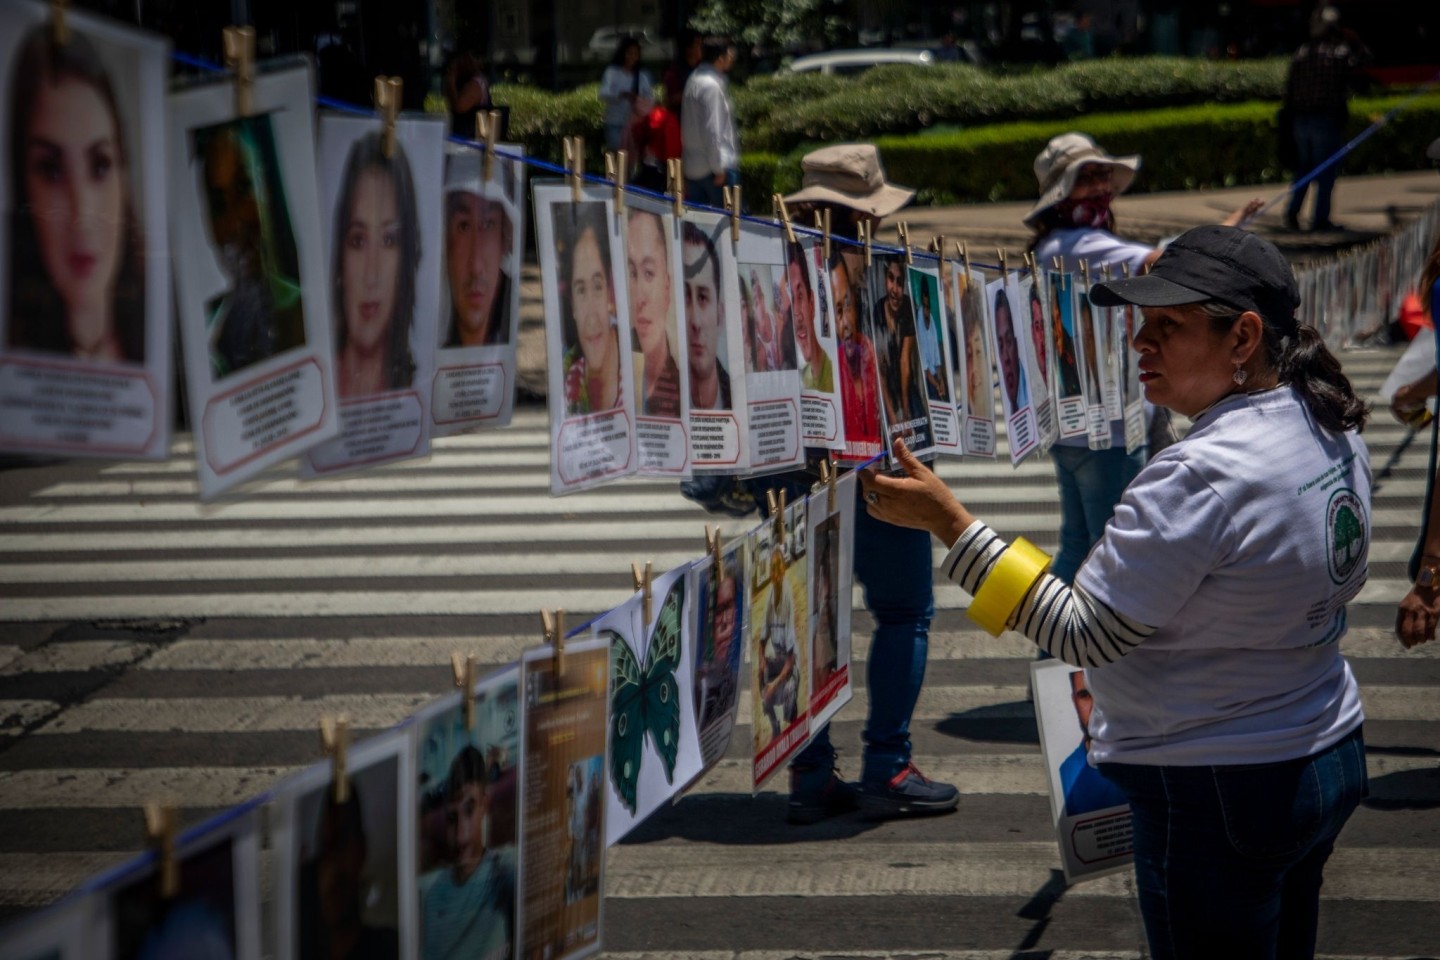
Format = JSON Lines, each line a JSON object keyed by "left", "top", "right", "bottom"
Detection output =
{"left": 966, "top": 537, "right": 1051, "bottom": 637}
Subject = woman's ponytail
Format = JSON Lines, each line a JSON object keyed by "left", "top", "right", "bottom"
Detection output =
{"left": 1272, "top": 323, "right": 1369, "bottom": 433}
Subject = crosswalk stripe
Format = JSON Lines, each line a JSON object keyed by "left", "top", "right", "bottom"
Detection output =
{"left": 0, "top": 642, "right": 151, "bottom": 674}
{"left": 0, "top": 701, "right": 60, "bottom": 736}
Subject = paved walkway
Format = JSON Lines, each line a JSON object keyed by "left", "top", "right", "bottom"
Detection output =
{"left": 515, "top": 169, "right": 1440, "bottom": 397}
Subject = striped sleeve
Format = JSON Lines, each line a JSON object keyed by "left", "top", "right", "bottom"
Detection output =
{"left": 941, "top": 521, "right": 1157, "bottom": 667}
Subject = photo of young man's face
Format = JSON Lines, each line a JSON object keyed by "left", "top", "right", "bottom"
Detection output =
{"left": 445, "top": 190, "right": 512, "bottom": 346}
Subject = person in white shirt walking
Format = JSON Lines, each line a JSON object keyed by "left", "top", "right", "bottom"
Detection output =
{"left": 681, "top": 37, "right": 739, "bottom": 208}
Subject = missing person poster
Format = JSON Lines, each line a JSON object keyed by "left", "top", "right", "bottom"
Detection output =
{"left": 688, "top": 531, "right": 749, "bottom": 778}
{"left": 784, "top": 236, "right": 844, "bottom": 451}
{"left": 735, "top": 223, "right": 803, "bottom": 472}
{"left": 168, "top": 62, "right": 339, "bottom": 498}
{"left": 750, "top": 494, "right": 812, "bottom": 789}
{"left": 271, "top": 725, "right": 416, "bottom": 960}
{"left": 831, "top": 245, "right": 882, "bottom": 462}
{"left": 414, "top": 663, "right": 522, "bottom": 960}
{"left": 432, "top": 143, "right": 526, "bottom": 434}
{"left": 1116, "top": 301, "right": 1146, "bottom": 453}
{"left": 909, "top": 262, "right": 959, "bottom": 455}
{"left": 986, "top": 275, "right": 1038, "bottom": 464}
{"left": 868, "top": 255, "right": 935, "bottom": 459}
{"left": 682, "top": 212, "right": 748, "bottom": 474}
{"left": 0, "top": 4, "right": 173, "bottom": 461}
{"left": 623, "top": 198, "right": 691, "bottom": 477}
{"left": 102, "top": 807, "right": 262, "bottom": 960}
{"left": 535, "top": 183, "right": 637, "bottom": 495}
{"left": 953, "top": 264, "right": 996, "bottom": 458}
{"left": 1031, "top": 659, "right": 1133, "bottom": 883}
{"left": 520, "top": 637, "right": 608, "bottom": 960}
{"left": 1014, "top": 272, "right": 1057, "bottom": 452}
{"left": 1047, "top": 270, "right": 1088, "bottom": 439}
{"left": 600, "top": 562, "right": 705, "bottom": 845}
{"left": 303, "top": 112, "right": 445, "bottom": 476}
{"left": 806, "top": 470, "right": 856, "bottom": 731}
{"left": 1074, "top": 277, "right": 1112, "bottom": 451}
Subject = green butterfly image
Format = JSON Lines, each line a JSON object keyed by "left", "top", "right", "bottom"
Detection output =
{"left": 607, "top": 576, "right": 684, "bottom": 815}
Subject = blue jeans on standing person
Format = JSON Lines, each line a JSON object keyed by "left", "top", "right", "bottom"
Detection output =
{"left": 685, "top": 168, "right": 740, "bottom": 210}
{"left": 1099, "top": 726, "right": 1366, "bottom": 960}
{"left": 1050, "top": 444, "right": 1148, "bottom": 585}
{"left": 1286, "top": 112, "right": 1346, "bottom": 229}
{"left": 792, "top": 482, "right": 934, "bottom": 783}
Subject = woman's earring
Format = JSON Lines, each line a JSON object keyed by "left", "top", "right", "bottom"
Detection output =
{"left": 1233, "top": 365, "right": 1249, "bottom": 387}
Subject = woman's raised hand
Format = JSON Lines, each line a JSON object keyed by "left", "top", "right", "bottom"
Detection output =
{"left": 859, "top": 438, "right": 974, "bottom": 547}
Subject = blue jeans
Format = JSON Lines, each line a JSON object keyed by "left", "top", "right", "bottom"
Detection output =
{"left": 1286, "top": 113, "right": 1345, "bottom": 227}
{"left": 1100, "top": 726, "right": 1367, "bottom": 960}
{"left": 792, "top": 481, "right": 934, "bottom": 783}
{"left": 684, "top": 169, "right": 739, "bottom": 210}
{"left": 1049, "top": 444, "right": 1147, "bottom": 585}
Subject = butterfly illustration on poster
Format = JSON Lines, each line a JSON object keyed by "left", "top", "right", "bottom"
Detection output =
{"left": 599, "top": 561, "right": 704, "bottom": 845}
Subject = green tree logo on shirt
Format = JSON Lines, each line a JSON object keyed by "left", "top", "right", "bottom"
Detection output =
{"left": 1327, "top": 488, "right": 1366, "bottom": 583}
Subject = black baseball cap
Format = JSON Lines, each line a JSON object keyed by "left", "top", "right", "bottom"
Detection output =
{"left": 1089, "top": 225, "right": 1299, "bottom": 329}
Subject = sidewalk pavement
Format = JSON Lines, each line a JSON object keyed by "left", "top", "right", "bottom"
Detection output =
{"left": 515, "top": 170, "right": 1440, "bottom": 399}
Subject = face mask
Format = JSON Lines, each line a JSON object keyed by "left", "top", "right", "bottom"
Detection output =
{"left": 1054, "top": 192, "right": 1114, "bottom": 229}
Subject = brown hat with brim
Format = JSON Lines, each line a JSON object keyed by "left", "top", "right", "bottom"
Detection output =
{"left": 1023, "top": 132, "right": 1140, "bottom": 227}
{"left": 782, "top": 143, "right": 915, "bottom": 219}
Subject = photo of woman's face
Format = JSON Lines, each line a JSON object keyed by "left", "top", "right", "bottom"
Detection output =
{"left": 626, "top": 211, "right": 670, "bottom": 359}
{"left": 24, "top": 76, "right": 124, "bottom": 328}
{"left": 340, "top": 166, "right": 399, "bottom": 353}
{"left": 570, "top": 226, "right": 611, "bottom": 364}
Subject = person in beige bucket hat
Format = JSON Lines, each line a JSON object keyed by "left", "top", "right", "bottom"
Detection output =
{"left": 783, "top": 143, "right": 915, "bottom": 220}
{"left": 1023, "top": 132, "right": 1140, "bottom": 229}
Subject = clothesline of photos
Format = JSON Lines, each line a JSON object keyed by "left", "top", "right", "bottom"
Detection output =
{"left": 3, "top": 2, "right": 1437, "bottom": 503}
{"left": 1, "top": 464, "right": 864, "bottom": 960}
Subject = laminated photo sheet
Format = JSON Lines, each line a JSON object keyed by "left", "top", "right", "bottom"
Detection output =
{"left": 831, "top": 245, "right": 882, "bottom": 462}
{"left": 168, "top": 62, "right": 339, "bottom": 499}
{"left": 785, "top": 235, "right": 845, "bottom": 452}
{"left": 519, "top": 637, "right": 608, "bottom": 960}
{"left": 1047, "top": 270, "right": 1088, "bottom": 439}
{"left": 412, "top": 663, "right": 522, "bottom": 960}
{"left": 908, "top": 262, "right": 959, "bottom": 455}
{"left": 986, "top": 276, "right": 1038, "bottom": 465}
{"left": 682, "top": 212, "right": 748, "bottom": 474}
{"left": 623, "top": 197, "right": 691, "bottom": 477}
{"left": 953, "top": 264, "right": 996, "bottom": 458}
{"left": 1, "top": 890, "right": 99, "bottom": 959}
{"left": 601, "top": 562, "right": 705, "bottom": 845}
{"left": 432, "top": 143, "right": 526, "bottom": 435}
{"left": 685, "top": 530, "right": 749, "bottom": 784}
{"left": 98, "top": 807, "right": 262, "bottom": 960}
{"left": 534, "top": 183, "right": 637, "bottom": 495}
{"left": 1074, "top": 281, "right": 1112, "bottom": 450}
{"left": 303, "top": 113, "right": 445, "bottom": 476}
{"left": 1117, "top": 301, "right": 1146, "bottom": 454}
{"left": 271, "top": 725, "right": 416, "bottom": 960}
{"left": 1094, "top": 271, "right": 1123, "bottom": 423}
{"left": 806, "top": 469, "right": 856, "bottom": 731}
{"left": 0, "top": 3, "right": 172, "bottom": 460}
{"left": 867, "top": 254, "right": 935, "bottom": 459}
{"left": 1031, "top": 659, "right": 1133, "bottom": 884}
{"left": 749, "top": 494, "right": 813, "bottom": 789}
{"left": 1012, "top": 272, "right": 1057, "bottom": 452}
{"left": 735, "top": 223, "right": 803, "bottom": 472}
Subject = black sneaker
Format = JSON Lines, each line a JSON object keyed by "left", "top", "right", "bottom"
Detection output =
{"left": 787, "top": 765, "right": 859, "bottom": 825}
{"left": 857, "top": 762, "right": 959, "bottom": 819}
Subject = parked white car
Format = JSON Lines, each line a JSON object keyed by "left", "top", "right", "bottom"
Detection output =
{"left": 585, "top": 25, "right": 673, "bottom": 62}
{"left": 784, "top": 48, "right": 935, "bottom": 76}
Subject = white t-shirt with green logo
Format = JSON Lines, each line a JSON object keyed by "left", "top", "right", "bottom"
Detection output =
{"left": 1077, "top": 385, "right": 1368, "bottom": 766}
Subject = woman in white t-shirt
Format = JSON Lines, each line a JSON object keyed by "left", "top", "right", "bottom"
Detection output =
{"left": 598, "top": 38, "right": 653, "bottom": 154}
{"left": 1025, "top": 133, "right": 1261, "bottom": 583}
{"left": 862, "top": 226, "right": 1370, "bottom": 959}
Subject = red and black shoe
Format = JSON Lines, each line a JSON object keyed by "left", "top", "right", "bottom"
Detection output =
{"left": 857, "top": 762, "right": 959, "bottom": 819}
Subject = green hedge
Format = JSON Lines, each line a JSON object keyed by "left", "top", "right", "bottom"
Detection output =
{"left": 743, "top": 93, "right": 1440, "bottom": 206}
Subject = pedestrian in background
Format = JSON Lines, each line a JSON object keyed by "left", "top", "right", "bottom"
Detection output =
{"left": 443, "top": 51, "right": 491, "bottom": 142}
{"left": 598, "top": 37, "right": 652, "bottom": 155}
{"left": 681, "top": 37, "right": 738, "bottom": 208}
{"left": 1282, "top": 5, "right": 1370, "bottom": 232}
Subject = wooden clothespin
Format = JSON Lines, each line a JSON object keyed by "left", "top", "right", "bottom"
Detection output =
{"left": 997, "top": 247, "right": 1008, "bottom": 276}
{"left": 723, "top": 185, "right": 742, "bottom": 244}
{"left": 450, "top": 652, "right": 477, "bottom": 730}
{"left": 931, "top": 234, "right": 946, "bottom": 277}
{"left": 375, "top": 76, "right": 402, "bottom": 159}
{"left": 144, "top": 804, "right": 179, "bottom": 899}
{"left": 818, "top": 458, "right": 837, "bottom": 512}
{"left": 51, "top": 0, "right": 70, "bottom": 45}
{"left": 631, "top": 560, "right": 654, "bottom": 625}
{"left": 541, "top": 608, "right": 566, "bottom": 677}
{"left": 1120, "top": 262, "right": 1131, "bottom": 279}
{"left": 898, "top": 222, "right": 913, "bottom": 264}
{"left": 564, "top": 137, "right": 584, "bottom": 204}
{"left": 222, "top": 26, "right": 256, "bottom": 118}
{"left": 766, "top": 487, "right": 788, "bottom": 542}
{"left": 1100, "top": 262, "right": 1112, "bottom": 282}
{"left": 816, "top": 209, "right": 832, "bottom": 261}
{"left": 477, "top": 109, "right": 501, "bottom": 181}
{"left": 772, "top": 193, "right": 797, "bottom": 244}
{"left": 860, "top": 220, "right": 872, "bottom": 267}
{"left": 667, "top": 158, "right": 684, "bottom": 219}
{"left": 320, "top": 716, "right": 349, "bottom": 804}
{"left": 604, "top": 151, "right": 627, "bottom": 218}
{"left": 705, "top": 524, "right": 723, "bottom": 569}
{"left": 1080, "top": 259, "right": 1092, "bottom": 291}
{"left": 957, "top": 240, "right": 972, "bottom": 278}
